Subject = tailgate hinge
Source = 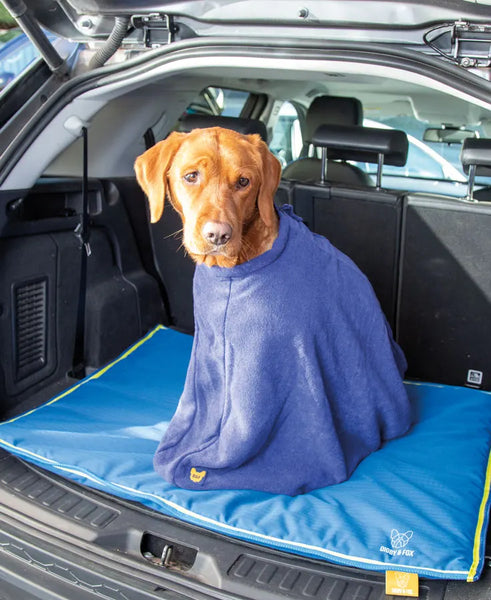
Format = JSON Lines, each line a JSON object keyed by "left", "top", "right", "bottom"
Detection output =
{"left": 131, "top": 13, "right": 176, "bottom": 48}
{"left": 424, "top": 21, "right": 491, "bottom": 68}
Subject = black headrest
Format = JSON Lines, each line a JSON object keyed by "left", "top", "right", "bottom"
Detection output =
{"left": 305, "top": 96, "right": 363, "bottom": 142}
{"left": 177, "top": 113, "right": 268, "bottom": 142}
{"left": 311, "top": 124, "right": 408, "bottom": 166}
{"left": 461, "top": 138, "right": 491, "bottom": 177}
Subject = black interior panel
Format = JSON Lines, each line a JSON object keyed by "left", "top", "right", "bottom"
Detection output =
{"left": 292, "top": 183, "right": 403, "bottom": 328}
{"left": 149, "top": 201, "right": 196, "bottom": 334}
{"left": 0, "top": 178, "right": 164, "bottom": 416}
{"left": 0, "top": 233, "right": 80, "bottom": 402}
{"left": 398, "top": 196, "right": 491, "bottom": 390}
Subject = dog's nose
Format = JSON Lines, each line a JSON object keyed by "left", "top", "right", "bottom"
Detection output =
{"left": 202, "top": 221, "right": 232, "bottom": 246}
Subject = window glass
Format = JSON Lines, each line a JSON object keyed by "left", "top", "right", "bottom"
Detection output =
{"left": 352, "top": 116, "right": 491, "bottom": 196}
{"left": 0, "top": 5, "right": 44, "bottom": 92}
{"left": 0, "top": 5, "right": 71, "bottom": 95}
{"left": 207, "top": 87, "right": 250, "bottom": 117}
{"left": 270, "top": 101, "right": 302, "bottom": 167}
{"left": 185, "top": 86, "right": 251, "bottom": 118}
{"left": 0, "top": 30, "right": 42, "bottom": 91}
{"left": 1, "top": 6, "right": 26, "bottom": 90}
{"left": 362, "top": 117, "right": 468, "bottom": 181}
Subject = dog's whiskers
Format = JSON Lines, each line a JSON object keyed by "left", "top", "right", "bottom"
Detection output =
{"left": 164, "top": 228, "right": 184, "bottom": 240}
{"left": 239, "top": 235, "right": 255, "bottom": 260}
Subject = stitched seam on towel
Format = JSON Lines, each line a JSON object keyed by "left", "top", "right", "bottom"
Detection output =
{"left": 221, "top": 277, "right": 233, "bottom": 430}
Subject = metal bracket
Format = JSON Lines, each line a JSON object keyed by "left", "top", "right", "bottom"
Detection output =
{"left": 142, "top": 544, "right": 174, "bottom": 568}
{"left": 74, "top": 223, "right": 91, "bottom": 256}
{"left": 465, "top": 164, "right": 478, "bottom": 202}
{"left": 131, "top": 13, "right": 175, "bottom": 48}
{"left": 424, "top": 21, "right": 491, "bottom": 68}
{"left": 160, "top": 544, "right": 173, "bottom": 567}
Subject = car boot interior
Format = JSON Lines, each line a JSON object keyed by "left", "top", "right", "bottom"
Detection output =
{"left": 0, "top": 28, "right": 490, "bottom": 599}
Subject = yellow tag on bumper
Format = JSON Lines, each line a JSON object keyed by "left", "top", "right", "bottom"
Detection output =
{"left": 385, "top": 571, "right": 419, "bottom": 597}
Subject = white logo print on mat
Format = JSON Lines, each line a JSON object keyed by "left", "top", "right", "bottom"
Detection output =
{"left": 380, "top": 529, "right": 415, "bottom": 557}
{"left": 391, "top": 529, "right": 413, "bottom": 549}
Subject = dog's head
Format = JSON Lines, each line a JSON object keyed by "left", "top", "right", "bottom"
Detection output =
{"left": 134, "top": 126, "right": 282, "bottom": 267}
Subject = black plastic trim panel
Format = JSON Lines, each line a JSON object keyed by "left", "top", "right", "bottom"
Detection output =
{"left": 0, "top": 452, "right": 119, "bottom": 529}
{"left": 1, "top": 448, "right": 488, "bottom": 599}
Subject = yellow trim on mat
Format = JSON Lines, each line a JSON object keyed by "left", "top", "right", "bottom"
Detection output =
{"left": 3, "top": 325, "right": 165, "bottom": 425}
{"left": 468, "top": 450, "right": 491, "bottom": 582}
{"left": 91, "top": 324, "right": 165, "bottom": 379}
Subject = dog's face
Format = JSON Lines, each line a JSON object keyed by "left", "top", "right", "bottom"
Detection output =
{"left": 134, "top": 127, "right": 282, "bottom": 267}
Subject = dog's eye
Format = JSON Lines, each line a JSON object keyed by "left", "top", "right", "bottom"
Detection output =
{"left": 183, "top": 171, "right": 199, "bottom": 183}
{"left": 237, "top": 177, "right": 250, "bottom": 189}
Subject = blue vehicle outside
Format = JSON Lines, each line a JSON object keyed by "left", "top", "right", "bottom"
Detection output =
{"left": 0, "top": 29, "right": 56, "bottom": 90}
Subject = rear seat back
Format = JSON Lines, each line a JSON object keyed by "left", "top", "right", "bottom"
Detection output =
{"left": 398, "top": 195, "right": 491, "bottom": 391}
{"left": 293, "top": 184, "right": 404, "bottom": 328}
{"left": 289, "top": 124, "right": 409, "bottom": 328}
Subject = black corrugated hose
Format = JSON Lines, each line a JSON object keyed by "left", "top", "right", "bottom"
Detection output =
{"left": 89, "top": 16, "right": 130, "bottom": 69}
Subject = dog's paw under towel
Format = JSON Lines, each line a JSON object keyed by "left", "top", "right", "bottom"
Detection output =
{"left": 154, "top": 205, "right": 412, "bottom": 495}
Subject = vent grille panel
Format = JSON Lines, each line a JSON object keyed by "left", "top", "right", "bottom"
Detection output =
{"left": 14, "top": 279, "right": 48, "bottom": 381}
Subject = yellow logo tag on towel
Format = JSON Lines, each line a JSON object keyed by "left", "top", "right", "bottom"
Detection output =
{"left": 385, "top": 571, "right": 419, "bottom": 597}
{"left": 190, "top": 467, "right": 207, "bottom": 483}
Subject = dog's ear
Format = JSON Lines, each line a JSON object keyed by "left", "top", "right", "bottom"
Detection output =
{"left": 252, "top": 136, "right": 282, "bottom": 228}
{"left": 134, "top": 132, "right": 187, "bottom": 223}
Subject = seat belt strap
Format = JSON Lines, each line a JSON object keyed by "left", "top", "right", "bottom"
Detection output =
{"left": 71, "top": 126, "right": 91, "bottom": 379}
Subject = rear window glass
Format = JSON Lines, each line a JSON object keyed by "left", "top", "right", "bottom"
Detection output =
{"left": 1, "top": 4, "right": 41, "bottom": 93}
{"left": 185, "top": 86, "right": 251, "bottom": 117}
{"left": 270, "top": 101, "right": 302, "bottom": 167}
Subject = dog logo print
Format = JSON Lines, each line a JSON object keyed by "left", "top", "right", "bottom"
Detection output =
{"left": 190, "top": 467, "right": 207, "bottom": 483}
{"left": 391, "top": 529, "right": 413, "bottom": 549}
{"left": 395, "top": 572, "right": 410, "bottom": 588}
{"left": 380, "top": 528, "right": 415, "bottom": 557}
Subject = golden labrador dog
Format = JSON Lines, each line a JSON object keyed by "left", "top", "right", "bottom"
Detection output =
{"left": 134, "top": 126, "right": 282, "bottom": 267}
{"left": 134, "top": 125, "right": 411, "bottom": 495}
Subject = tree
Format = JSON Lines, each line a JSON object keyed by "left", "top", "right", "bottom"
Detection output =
{"left": 0, "top": 4, "right": 16, "bottom": 30}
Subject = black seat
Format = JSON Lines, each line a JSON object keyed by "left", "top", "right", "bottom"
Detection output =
{"left": 311, "top": 123, "right": 408, "bottom": 188}
{"left": 291, "top": 125, "right": 409, "bottom": 327}
{"left": 282, "top": 95, "right": 370, "bottom": 185}
{"left": 460, "top": 137, "right": 491, "bottom": 201}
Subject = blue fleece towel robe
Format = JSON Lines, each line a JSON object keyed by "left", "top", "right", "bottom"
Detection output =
{"left": 154, "top": 205, "right": 412, "bottom": 495}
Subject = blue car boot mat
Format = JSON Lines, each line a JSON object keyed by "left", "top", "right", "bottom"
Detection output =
{"left": 0, "top": 326, "right": 489, "bottom": 581}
